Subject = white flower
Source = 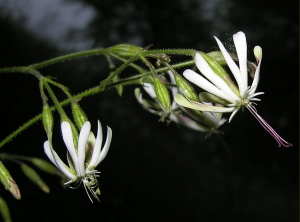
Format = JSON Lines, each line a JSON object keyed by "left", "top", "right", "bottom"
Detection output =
{"left": 175, "top": 31, "right": 292, "bottom": 147}
{"left": 43, "top": 120, "right": 112, "bottom": 202}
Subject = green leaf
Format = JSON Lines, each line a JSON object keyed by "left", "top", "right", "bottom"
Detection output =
{"left": 21, "top": 164, "right": 50, "bottom": 193}
{"left": 0, "top": 197, "right": 11, "bottom": 222}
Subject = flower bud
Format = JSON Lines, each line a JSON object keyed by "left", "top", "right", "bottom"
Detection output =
{"left": 153, "top": 77, "right": 171, "bottom": 113}
{"left": 0, "top": 162, "right": 21, "bottom": 200}
{"left": 109, "top": 44, "right": 142, "bottom": 58}
{"left": 21, "top": 163, "right": 50, "bottom": 193}
{"left": 42, "top": 104, "right": 53, "bottom": 141}
{"left": 71, "top": 103, "right": 88, "bottom": 130}
{"left": 199, "top": 51, "right": 240, "bottom": 96}
{"left": 0, "top": 197, "right": 11, "bottom": 222}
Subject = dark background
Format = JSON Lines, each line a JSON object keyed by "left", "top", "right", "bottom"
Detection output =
{"left": 0, "top": 0, "right": 298, "bottom": 221}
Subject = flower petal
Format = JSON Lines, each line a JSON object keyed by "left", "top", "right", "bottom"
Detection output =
{"left": 183, "top": 69, "right": 236, "bottom": 103}
{"left": 143, "top": 83, "right": 157, "bottom": 100}
{"left": 169, "top": 114, "right": 209, "bottom": 132}
{"left": 214, "top": 36, "right": 246, "bottom": 95}
{"left": 228, "top": 108, "right": 239, "bottom": 122}
{"left": 233, "top": 31, "right": 248, "bottom": 89}
{"left": 166, "top": 71, "right": 180, "bottom": 109}
{"left": 77, "top": 121, "right": 91, "bottom": 177}
{"left": 87, "top": 120, "right": 103, "bottom": 169}
{"left": 95, "top": 126, "right": 112, "bottom": 166}
{"left": 134, "top": 88, "right": 144, "bottom": 105}
{"left": 202, "top": 111, "right": 220, "bottom": 127}
{"left": 194, "top": 53, "right": 240, "bottom": 102}
{"left": 249, "top": 46, "right": 262, "bottom": 95}
{"left": 44, "top": 141, "right": 75, "bottom": 180}
{"left": 61, "top": 122, "right": 80, "bottom": 174}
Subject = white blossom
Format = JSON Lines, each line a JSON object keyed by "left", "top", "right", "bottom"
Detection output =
{"left": 43, "top": 120, "right": 112, "bottom": 202}
{"left": 175, "top": 31, "right": 292, "bottom": 147}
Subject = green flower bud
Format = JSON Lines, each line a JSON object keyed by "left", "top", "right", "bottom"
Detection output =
{"left": 173, "top": 73, "right": 199, "bottom": 101}
{"left": 42, "top": 104, "right": 53, "bottom": 141}
{"left": 71, "top": 103, "right": 88, "bottom": 129}
{"left": 109, "top": 44, "right": 142, "bottom": 58}
{"left": 0, "top": 197, "right": 11, "bottom": 222}
{"left": 21, "top": 163, "right": 50, "bottom": 193}
{"left": 0, "top": 162, "right": 21, "bottom": 200}
{"left": 199, "top": 51, "right": 240, "bottom": 96}
{"left": 153, "top": 77, "right": 171, "bottom": 113}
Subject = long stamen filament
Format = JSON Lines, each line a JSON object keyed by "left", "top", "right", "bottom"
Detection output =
{"left": 246, "top": 104, "right": 292, "bottom": 147}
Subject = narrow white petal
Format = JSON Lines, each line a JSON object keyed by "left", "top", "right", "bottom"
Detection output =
{"left": 77, "top": 121, "right": 91, "bottom": 177}
{"left": 95, "top": 126, "right": 112, "bottom": 166}
{"left": 233, "top": 32, "right": 248, "bottom": 88}
{"left": 218, "top": 118, "right": 227, "bottom": 127}
{"left": 166, "top": 71, "right": 180, "bottom": 109}
{"left": 249, "top": 46, "right": 262, "bottom": 95}
{"left": 248, "top": 91, "right": 264, "bottom": 99}
{"left": 214, "top": 36, "right": 247, "bottom": 95}
{"left": 44, "top": 141, "right": 75, "bottom": 180}
{"left": 61, "top": 122, "right": 79, "bottom": 174}
{"left": 87, "top": 120, "right": 103, "bottom": 169}
{"left": 43, "top": 141, "right": 58, "bottom": 167}
{"left": 202, "top": 111, "right": 219, "bottom": 126}
{"left": 143, "top": 83, "right": 157, "bottom": 99}
{"left": 249, "top": 98, "right": 261, "bottom": 102}
{"left": 169, "top": 114, "right": 209, "bottom": 132}
{"left": 134, "top": 88, "right": 144, "bottom": 105}
{"left": 167, "top": 71, "right": 179, "bottom": 97}
{"left": 183, "top": 69, "right": 236, "bottom": 103}
{"left": 228, "top": 108, "right": 239, "bottom": 122}
{"left": 194, "top": 53, "right": 240, "bottom": 101}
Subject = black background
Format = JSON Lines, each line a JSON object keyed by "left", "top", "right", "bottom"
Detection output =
{"left": 0, "top": 0, "right": 298, "bottom": 221}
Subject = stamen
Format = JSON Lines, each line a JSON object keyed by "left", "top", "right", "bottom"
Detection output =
{"left": 82, "top": 175, "right": 100, "bottom": 203}
{"left": 246, "top": 104, "right": 292, "bottom": 147}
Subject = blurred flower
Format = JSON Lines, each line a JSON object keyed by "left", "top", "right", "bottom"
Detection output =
{"left": 44, "top": 120, "right": 112, "bottom": 202}
{"left": 175, "top": 31, "right": 292, "bottom": 147}
{"left": 135, "top": 71, "right": 226, "bottom": 135}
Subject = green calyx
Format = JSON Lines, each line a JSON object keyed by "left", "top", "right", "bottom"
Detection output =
{"left": 109, "top": 44, "right": 143, "bottom": 58}
{"left": 173, "top": 73, "right": 199, "bottom": 102}
{"left": 71, "top": 103, "right": 88, "bottom": 130}
{"left": 153, "top": 77, "right": 171, "bottom": 113}
{"left": 42, "top": 104, "right": 53, "bottom": 141}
